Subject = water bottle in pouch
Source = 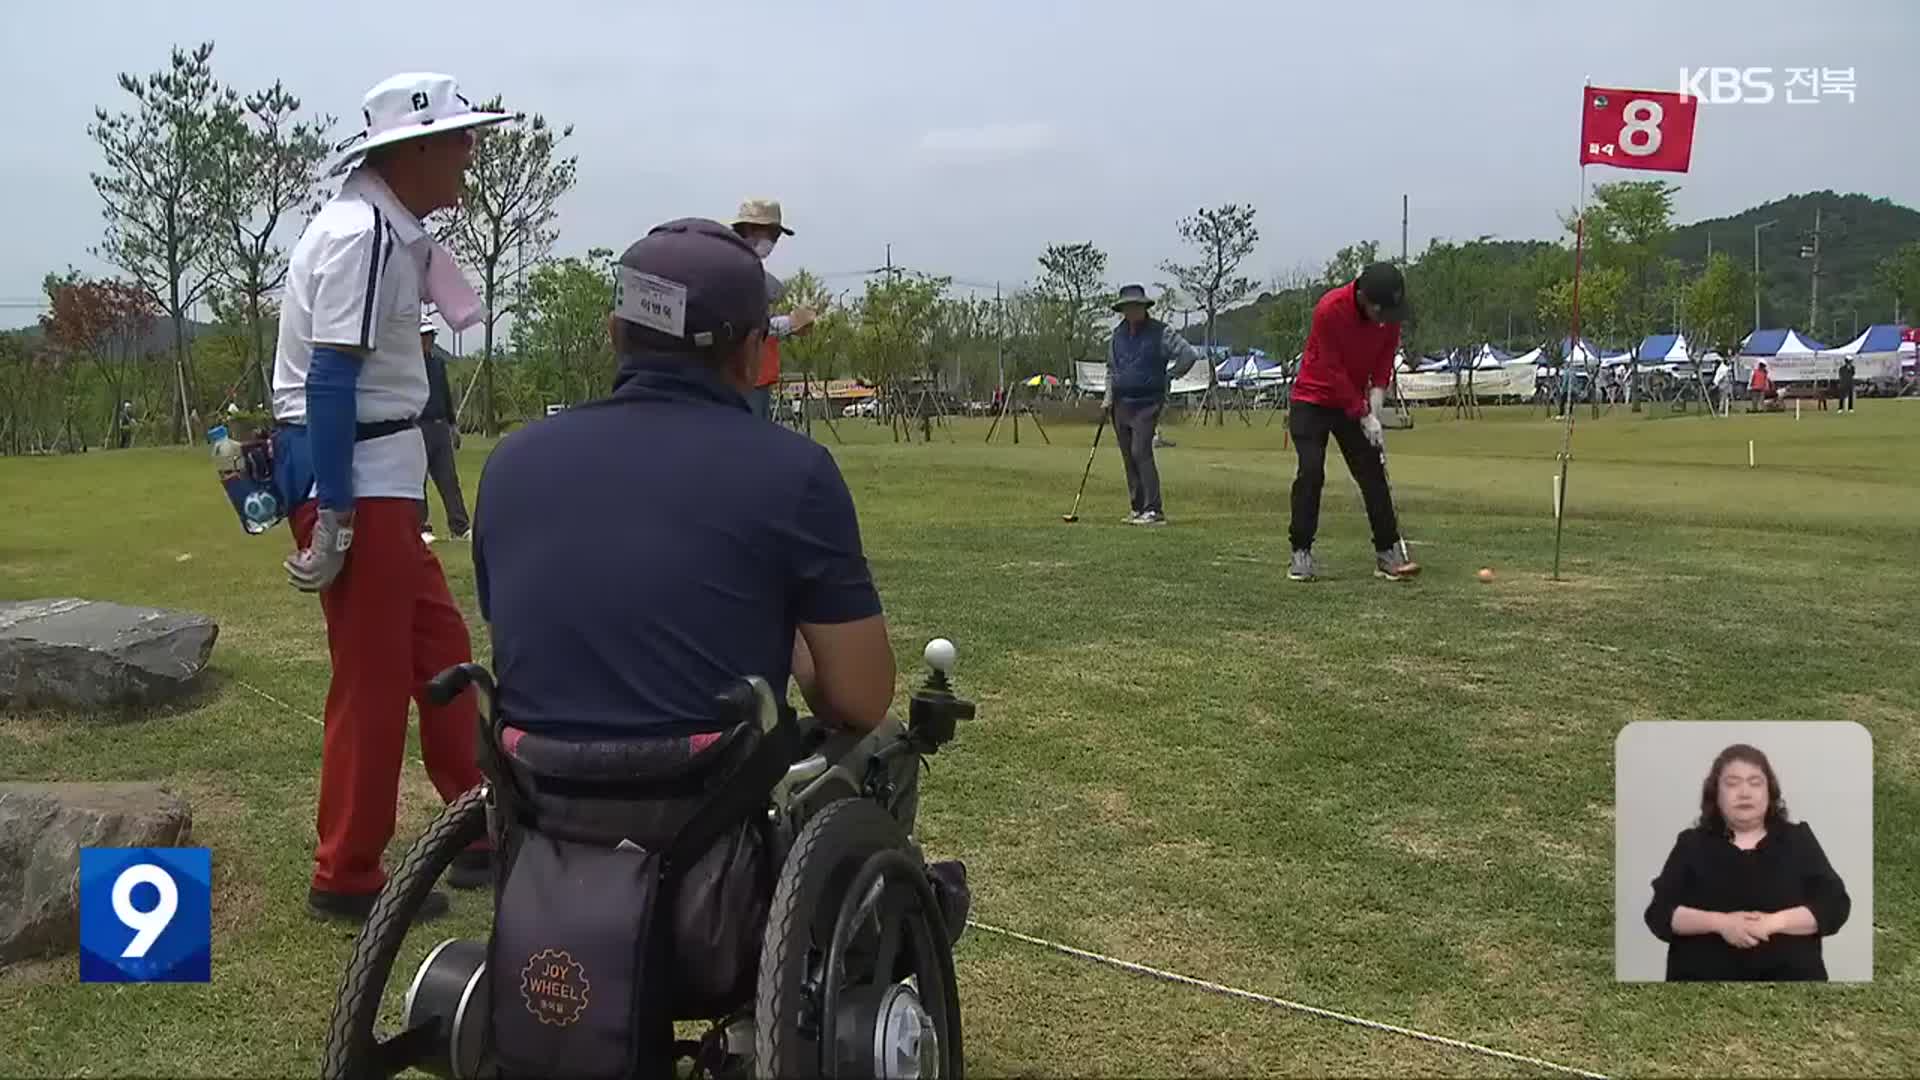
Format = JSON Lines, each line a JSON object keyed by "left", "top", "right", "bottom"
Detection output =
{"left": 208, "top": 424, "right": 283, "bottom": 535}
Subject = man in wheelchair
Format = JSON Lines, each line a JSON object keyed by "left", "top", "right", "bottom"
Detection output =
{"left": 321, "top": 219, "right": 973, "bottom": 1080}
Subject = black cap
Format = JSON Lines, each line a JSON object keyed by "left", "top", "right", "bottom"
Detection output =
{"left": 613, "top": 217, "right": 769, "bottom": 350}
{"left": 1356, "top": 262, "right": 1410, "bottom": 323}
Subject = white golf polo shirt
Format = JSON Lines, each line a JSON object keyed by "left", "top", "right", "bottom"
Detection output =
{"left": 272, "top": 167, "right": 432, "bottom": 501}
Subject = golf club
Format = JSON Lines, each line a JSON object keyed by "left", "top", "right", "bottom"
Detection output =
{"left": 1376, "top": 436, "right": 1418, "bottom": 573}
{"left": 1061, "top": 408, "right": 1109, "bottom": 523}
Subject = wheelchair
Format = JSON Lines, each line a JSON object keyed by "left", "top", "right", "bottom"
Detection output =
{"left": 320, "top": 639, "right": 977, "bottom": 1080}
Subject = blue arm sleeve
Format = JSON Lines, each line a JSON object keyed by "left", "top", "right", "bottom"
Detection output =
{"left": 307, "top": 346, "right": 362, "bottom": 512}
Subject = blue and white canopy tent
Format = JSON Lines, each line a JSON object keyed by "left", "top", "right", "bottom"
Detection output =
{"left": 1634, "top": 332, "right": 1717, "bottom": 405}
{"left": 1636, "top": 333, "right": 1692, "bottom": 369}
{"left": 1735, "top": 327, "right": 1829, "bottom": 382}
{"left": 1817, "top": 324, "right": 1907, "bottom": 381}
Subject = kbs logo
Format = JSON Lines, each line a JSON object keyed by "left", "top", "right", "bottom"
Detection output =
{"left": 78, "top": 847, "right": 212, "bottom": 983}
{"left": 1679, "top": 67, "right": 1857, "bottom": 105}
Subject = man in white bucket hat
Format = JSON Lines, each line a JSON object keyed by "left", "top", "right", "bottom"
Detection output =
{"left": 270, "top": 72, "right": 513, "bottom": 922}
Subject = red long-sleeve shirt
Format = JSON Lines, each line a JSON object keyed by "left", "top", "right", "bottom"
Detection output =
{"left": 1291, "top": 282, "right": 1399, "bottom": 419}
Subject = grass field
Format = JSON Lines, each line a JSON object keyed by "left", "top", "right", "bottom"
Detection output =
{"left": 3, "top": 399, "right": 1917, "bottom": 1077}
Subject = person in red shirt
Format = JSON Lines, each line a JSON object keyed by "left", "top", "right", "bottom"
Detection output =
{"left": 1286, "top": 263, "right": 1420, "bottom": 582}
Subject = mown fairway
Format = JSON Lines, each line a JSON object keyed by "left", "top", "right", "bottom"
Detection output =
{"left": 4, "top": 400, "right": 1916, "bottom": 1077}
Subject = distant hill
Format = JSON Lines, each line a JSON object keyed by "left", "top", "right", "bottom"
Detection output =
{"left": 1, "top": 317, "right": 220, "bottom": 355}
{"left": 1663, "top": 191, "right": 1919, "bottom": 342}
{"left": 4, "top": 318, "right": 461, "bottom": 364}
{"left": 1188, "top": 191, "right": 1917, "bottom": 352}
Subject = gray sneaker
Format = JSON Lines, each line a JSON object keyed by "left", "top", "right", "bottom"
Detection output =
{"left": 1121, "top": 510, "right": 1144, "bottom": 523}
{"left": 1288, "top": 549, "right": 1316, "bottom": 581}
{"left": 1133, "top": 510, "right": 1167, "bottom": 526}
{"left": 1376, "top": 546, "right": 1421, "bottom": 581}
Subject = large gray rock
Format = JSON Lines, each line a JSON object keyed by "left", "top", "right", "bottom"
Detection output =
{"left": 0, "top": 598, "right": 218, "bottom": 709}
{"left": 0, "top": 782, "right": 193, "bottom": 964}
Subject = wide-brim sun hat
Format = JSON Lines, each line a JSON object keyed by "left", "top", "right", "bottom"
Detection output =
{"left": 1111, "top": 283, "right": 1153, "bottom": 312}
{"left": 731, "top": 198, "right": 794, "bottom": 237}
{"left": 327, "top": 72, "right": 515, "bottom": 174}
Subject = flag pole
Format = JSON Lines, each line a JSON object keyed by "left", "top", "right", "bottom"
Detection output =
{"left": 1552, "top": 81, "right": 1591, "bottom": 582}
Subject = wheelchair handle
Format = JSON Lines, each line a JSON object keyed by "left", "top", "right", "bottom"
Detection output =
{"left": 426, "top": 662, "right": 497, "bottom": 717}
{"left": 712, "top": 675, "right": 782, "bottom": 734}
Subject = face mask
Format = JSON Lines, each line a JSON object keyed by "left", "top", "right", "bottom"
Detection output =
{"left": 752, "top": 237, "right": 775, "bottom": 260}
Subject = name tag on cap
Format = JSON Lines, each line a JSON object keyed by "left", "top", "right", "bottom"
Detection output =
{"left": 614, "top": 266, "right": 687, "bottom": 338}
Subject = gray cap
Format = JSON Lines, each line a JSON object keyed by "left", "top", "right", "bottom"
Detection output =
{"left": 614, "top": 218, "right": 769, "bottom": 349}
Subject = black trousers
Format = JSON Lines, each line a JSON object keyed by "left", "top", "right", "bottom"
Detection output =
{"left": 1838, "top": 381, "right": 1855, "bottom": 410}
{"left": 1288, "top": 401, "right": 1400, "bottom": 553}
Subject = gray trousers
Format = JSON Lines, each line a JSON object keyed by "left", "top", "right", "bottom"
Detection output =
{"left": 1112, "top": 399, "right": 1164, "bottom": 514}
{"left": 418, "top": 420, "right": 470, "bottom": 535}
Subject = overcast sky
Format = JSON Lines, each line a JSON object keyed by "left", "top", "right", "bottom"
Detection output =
{"left": 3, "top": 0, "right": 1913, "bottom": 331}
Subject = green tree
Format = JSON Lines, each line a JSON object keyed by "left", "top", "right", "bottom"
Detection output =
{"left": 1685, "top": 252, "right": 1753, "bottom": 359}
{"left": 1320, "top": 240, "right": 1380, "bottom": 288}
{"left": 1538, "top": 264, "right": 1627, "bottom": 350}
{"left": 1031, "top": 242, "right": 1110, "bottom": 367}
{"left": 1258, "top": 268, "right": 1316, "bottom": 374}
{"left": 509, "top": 250, "right": 616, "bottom": 407}
{"left": 1875, "top": 241, "right": 1920, "bottom": 324}
{"left": 438, "top": 101, "right": 579, "bottom": 436}
{"left": 774, "top": 268, "right": 846, "bottom": 390}
{"left": 87, "top": 41, "right": 224, "bottom": 443}
{"left": 1160, "top": 203, "right": 1260, "bottom": 351}
{"left": 203, "top": 80, "right": 334, "bottom": 406}
{"left": 1564, "top": 180, "right": 1680, "bottom": 342}
{"left": 851, "top": 272, "right": 949, "bottom": 439}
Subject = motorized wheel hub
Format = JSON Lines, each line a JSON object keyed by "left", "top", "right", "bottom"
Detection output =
{"left": 836, "top": 980, "right": 940, "bottom": 1080}
{"left": 401, "top": 938, "right": 491, "bottom": 1079}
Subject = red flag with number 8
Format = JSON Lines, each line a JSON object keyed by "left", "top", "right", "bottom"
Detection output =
{"left": 1579, "top": 87, "right": 1698, "bottom": 172}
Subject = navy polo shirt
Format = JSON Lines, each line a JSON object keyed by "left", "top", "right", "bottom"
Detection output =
{"left": 472, "top": 355, "right": 882, "bottom": 737}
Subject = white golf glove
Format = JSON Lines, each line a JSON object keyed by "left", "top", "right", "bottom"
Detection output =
{"left": 1360, "top": 412, "right": 1384, "bottom": 448}
{"left": 1101, "top": 390, "right": 1113, "bottom": 410}
{"left": 286, "top": 508, "right": 354, "bottom": 592}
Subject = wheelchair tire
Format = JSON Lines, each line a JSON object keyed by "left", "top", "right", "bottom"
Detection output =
{"left": 754, "top": 798, "right": 962, "bottom": 1080}
{"left": 322, "top": 784, "right": 490, "bottom": 1080}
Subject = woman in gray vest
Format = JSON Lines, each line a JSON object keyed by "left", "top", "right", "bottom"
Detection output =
{"left": 1102, "top": 284, "right": 1202, "bottom": 525}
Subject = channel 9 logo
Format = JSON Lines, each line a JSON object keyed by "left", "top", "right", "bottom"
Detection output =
{"left": 78, "top": 847, "right": 212, "bottom": 983}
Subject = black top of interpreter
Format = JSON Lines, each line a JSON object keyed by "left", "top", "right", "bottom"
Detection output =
{"left": 1644, "top": 820, "right": 1850, "bottom": 981}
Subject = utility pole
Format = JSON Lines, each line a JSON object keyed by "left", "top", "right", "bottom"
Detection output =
{"left": 995, "top": 280, "right": 1004, "bottom": 395}
{"left": 1401, "top": 194, "right": 1409, "bottom": 265}
{"left": 1804, "top": 204, "right": 1822, "bottom": 329}
{"left": 1753, "top": 220, "right": 1777, "bottom": 331}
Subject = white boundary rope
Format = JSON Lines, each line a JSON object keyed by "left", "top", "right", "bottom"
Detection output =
{"left": 240, "top": 680, "right": 426, "bottom": 769}
{"left": 965, "top": 920, "right": 1611, "bottom": 1080}
{"left": 237, "top": 680, "right": 1606, "bottom": 1078}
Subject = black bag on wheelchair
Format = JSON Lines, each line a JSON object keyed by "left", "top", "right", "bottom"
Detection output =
{"left": 481, "top": 700, "right": 800, "bottom": 1080}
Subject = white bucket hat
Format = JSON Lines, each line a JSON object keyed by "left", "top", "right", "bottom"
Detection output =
{"left": 328, "top": 73, "right": 515, "bottom": 174}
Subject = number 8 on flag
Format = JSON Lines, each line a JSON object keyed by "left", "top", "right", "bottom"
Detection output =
{"left": 1579, "top": 86, "right": 1699, "bottom": 173}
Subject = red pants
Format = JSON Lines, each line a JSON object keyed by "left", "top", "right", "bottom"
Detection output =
{"left": 291, "top": 497, "right": 484, "bottom": 895}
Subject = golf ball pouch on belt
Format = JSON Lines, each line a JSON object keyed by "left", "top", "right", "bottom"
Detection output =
{"left": 483, "top": 718, "right": 798, "bottom": 1079}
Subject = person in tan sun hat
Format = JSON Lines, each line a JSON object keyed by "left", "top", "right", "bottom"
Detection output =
{"left": 730, "top": 198, "right": 816, "bottom": 420}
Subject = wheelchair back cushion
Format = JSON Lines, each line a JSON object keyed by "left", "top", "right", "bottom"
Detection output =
{"left": 487, "top": 724, "right": 775, "bottom": 1077}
